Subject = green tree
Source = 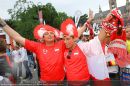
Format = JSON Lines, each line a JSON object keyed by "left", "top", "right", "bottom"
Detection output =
{"left": 7, "top": 0, "right": 69, "bottom": 40}
{"left": 53, "top": 12, "right": 69, "bottom": 29}
{"left": 8, "top": 0, "right": 38, "bottom": 40}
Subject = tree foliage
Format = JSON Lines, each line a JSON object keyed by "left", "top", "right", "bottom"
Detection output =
{"left": 7, "top": 0, "right": 69, "bottom": 40}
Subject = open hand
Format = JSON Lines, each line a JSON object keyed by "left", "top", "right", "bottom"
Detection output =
{"left": 87, "top": 9, "right": 94, "bottom": 23}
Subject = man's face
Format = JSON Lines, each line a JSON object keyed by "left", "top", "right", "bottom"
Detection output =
{"left": 43, "top": 31, "right": 55, "bottom": 42}
{"left": 63, "top": 35, "right": 75, "bottom": 49}
{"left": 126, "top": 27, "right": 130, "bottom": 39}
{"left": 81, "top": 35, "right": 89, "bottom": 42}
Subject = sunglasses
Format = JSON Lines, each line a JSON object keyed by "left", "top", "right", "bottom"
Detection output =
{"left": 67, "top": 50, "right": 72, "bottom": 59}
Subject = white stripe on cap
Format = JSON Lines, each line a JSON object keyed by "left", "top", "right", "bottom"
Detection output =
{"left": 66, "top": 24, "right": 74, "bottom": 36}
{"left": 38, "top": 28, "right": 47, "bottom": 38}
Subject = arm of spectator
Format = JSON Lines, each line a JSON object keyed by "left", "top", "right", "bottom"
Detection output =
{"left": 78, "top": 9, "right": 94, "bottom": 37}
{"left": 0, "top": 17, "right": 25, "bottom": 46}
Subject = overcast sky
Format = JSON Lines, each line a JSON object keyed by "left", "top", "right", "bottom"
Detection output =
{"left": 0, "top": 0, "right": 126, "bottom": 19}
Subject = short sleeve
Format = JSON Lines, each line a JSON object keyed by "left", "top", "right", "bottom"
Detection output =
{"left": 24, "top": 39, "right": 40, "bottom": 53}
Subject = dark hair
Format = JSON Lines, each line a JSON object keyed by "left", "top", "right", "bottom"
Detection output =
{"left": 0, "top": 55, "right": 12, "bottom": 77}
{"left": 79, "top": 35, "right": 83, "bottom": 39}
{"left": 111, "top": 14, "right": 123, "bottom": 35}
{"left": 117, "top": 20, "right": 122, "bottom": 36}
{"left": 0, "top": 39, "right": 6, "bottom": 53}
{"left": 70, "top": 35, "right": 75, "bottom": 39}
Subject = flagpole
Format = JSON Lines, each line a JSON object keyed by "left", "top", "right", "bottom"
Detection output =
{"left": 74, "top": 10, "right": 82, "bottom": 28}
{"left": 37, "top": 2, "right": 44, "bottom": 24}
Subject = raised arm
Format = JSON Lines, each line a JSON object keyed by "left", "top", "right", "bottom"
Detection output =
{"left": 98, "top": 28, "right": 108, "bottom": 43}
{"left": 77, "top": 9, "right": 110, "bottom": 43}
{"left": 0, "top": 18, "right": 25, "bottom": 46}
{"left": 78, "top": 9, "right": 94, "bottom": 37}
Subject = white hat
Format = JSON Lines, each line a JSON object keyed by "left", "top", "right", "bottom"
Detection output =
{"left": 83, "top": 32, "right": 89, "bottom": 35}
{"left": 0, "top": 76, "right": 3, "bottom": 81}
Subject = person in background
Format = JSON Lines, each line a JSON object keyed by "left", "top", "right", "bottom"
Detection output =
{"left": 27, "top": 50, "right": 36, "bottom": 68}
{"left": 78, "top": 32, "right": 89, "bottom": 43}
{"left": 0, "top": 39, "right": 14, "bottom": 85}
{"left": 19, "top": 45, "right": 33, "bottom": 80}
{"left": 6, "top": 44, "right": 12, "bottom": 57}
{"left": 120, "top": 25, "right": 130, "bottom": 86}
{"left": 11, "top": 45, "right": 22, "bottom": 80}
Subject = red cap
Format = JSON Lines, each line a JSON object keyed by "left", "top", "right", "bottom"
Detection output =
{"left": 101, "top": 20, "right": 117, "bottom": 34}
{"left": 111, "top": 8, "right": 124, "bottom": 27}
{"left": 60, "top": 18, "right": 78, "bottom": 37}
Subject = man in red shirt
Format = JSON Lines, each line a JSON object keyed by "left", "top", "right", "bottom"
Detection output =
{"left": 25, "top": 24, "right": 65, "bottom": 83}
{"left": 61, "top": 18, "right": 90, "bottom": 86}
{"left": 0, "top": 22, "right": 65, "bottom": 84}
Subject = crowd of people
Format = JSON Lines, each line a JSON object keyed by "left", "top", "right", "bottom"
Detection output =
{"left": 0, "top": 7, "right": 130, "bottom": 86}
{"left": 0, "top": 40, "right": 36, "bottom": 85}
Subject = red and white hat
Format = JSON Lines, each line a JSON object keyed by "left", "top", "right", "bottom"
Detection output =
{"left": 33, "top": 24, "right": 59, "bottom": 40}
{"left": 111, "top": 8, "right": 124, "bottom": 27}
{"left": 60, "top": 18, "right": 78, "bottom": 38}
{"left": 54, "top": 29, "right": 62, "bottom": 39}
{"left": 101, "top": 20, "right": 117, "bottom": 34}
{"left": 101, "top": 8, "right": 124, "bottom": 34}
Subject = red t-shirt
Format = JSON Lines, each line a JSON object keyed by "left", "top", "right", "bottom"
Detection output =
{"left": 64, "top": 45, "right": 90, "bottom": 81}
{"left": 25, "top": 39, "right": 65, "bottom": 81}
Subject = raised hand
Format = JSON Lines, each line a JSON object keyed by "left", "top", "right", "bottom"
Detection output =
{"left": 0, "top": 17, "right": 7, "bottom": 27}
{"left": 87, "top": 9, "right": 94, "bottom": 23}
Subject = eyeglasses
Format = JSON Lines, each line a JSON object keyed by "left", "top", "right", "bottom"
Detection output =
{"left": 67, "top": 50, "right": 72, "bottom": 59}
